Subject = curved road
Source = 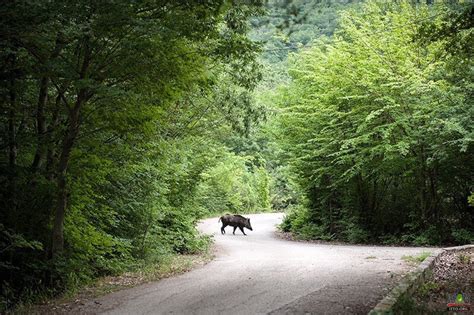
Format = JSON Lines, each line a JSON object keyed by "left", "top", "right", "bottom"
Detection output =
{"left": 75, "top": 213, "right": 430, "bottom": 314}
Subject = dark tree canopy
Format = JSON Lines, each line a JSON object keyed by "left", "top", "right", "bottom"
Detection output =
{"left": 1, "top": 0, "right": 268, "bottom": 309}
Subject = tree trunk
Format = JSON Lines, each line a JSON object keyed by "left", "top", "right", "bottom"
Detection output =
{"left": 355, "top": 174, "right": 369, "bottom": 216}
{"left": 7, "top": 56, "right": 18, "bottom": 215}
{"left": 46, "top": 92, "right": 63, "bottom": 180}
{"left": 31, "top": 76, "right": 49, "bottom": 171}
{"left": 32, "top": 36, "right": 63, "bottom": 172}
{"left": 51, "top": 94, "right": 84, "bottom": 257}
{"left": 428, "top": 166, "right": 439, "bottom": 221}
{"left": 51, "top": 36, "right": 91, "bottom": 257}
{"left": 418, "top": 144, "right": 428, "bottom": 223}
{"left": 8, "top": 105, "right": 17, "bottom": 168}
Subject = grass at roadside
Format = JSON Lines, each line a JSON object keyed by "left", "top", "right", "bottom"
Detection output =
{"left": 401, "top": 251, "right": 431, "bottom": 265}
{"left": 14, "top": 247, "right": 215, "bottom": 314}
{"left": 80, "top": 250, "right": 215, "bottom": 297}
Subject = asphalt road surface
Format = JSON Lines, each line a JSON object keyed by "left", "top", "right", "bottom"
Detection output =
{"left": 74, "top": 213, "right": 431, "bottom": 314}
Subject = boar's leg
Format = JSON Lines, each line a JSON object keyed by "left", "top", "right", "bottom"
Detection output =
{"left": 239, "top": 226, "right": 247, "bottom": 235}
{"left": 233, "top": 226, "right": 237, "bottom": 235}
{"left": 221, "top": 224, "right": 227, "bottom": 234}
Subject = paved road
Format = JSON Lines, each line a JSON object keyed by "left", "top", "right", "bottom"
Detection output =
{"left": 75, "top": 213, "right": 431, "bottom": 314}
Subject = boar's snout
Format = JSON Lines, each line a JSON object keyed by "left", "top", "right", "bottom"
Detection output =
{"left": 246, "top": 219, "right": 253, "bottom": 231}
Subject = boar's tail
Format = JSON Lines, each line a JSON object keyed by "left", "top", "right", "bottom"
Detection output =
{"left": 218, "top": 216, "right": 222, "bottom": 223}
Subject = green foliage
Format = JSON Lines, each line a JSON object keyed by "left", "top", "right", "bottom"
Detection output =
{"left": 280, "top": 205, "right": 333, "bottom": 240}
{"left": 251, "top": 0, "right": 363, "bottom": 63}
{"left": 402, "top": 252, "right": 432, "bottom": 265}
{"left": 0, "top": 225, "right": 48, "bottom": 309}
{"left": 249, "top": 1, "right": 367, "bottom": 213}
{"left": 468, "top": 193, "right": 474, "bottom": 207}
{"left": 196, "top": 153, "right": 271, "bottom": 215}
{"left": 271, "top": 1, "right": 474, "bottom": 245}
{"left": 417, "top": 281, "right": 439, "bottom": 297}
{"left": 2, "top": 0, "right": 472, "bottom": 310}
{"left": 394, "top": 294, "right": 438, "bottom": 315}
{"left": 342, "top": 222, "right": 370, "bottom": 244}
{"left": 451, "top": 229, "right": 474, "bottom": 245}
{"left": 0, "top": 0, "right": 268, "bottom": 310}
{"left": 458, "top": 253, "right": 470, "bottom": 265}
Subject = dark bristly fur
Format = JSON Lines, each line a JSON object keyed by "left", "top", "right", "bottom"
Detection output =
{"left": 219, "top": 214, "right": 253, "bottom": 235}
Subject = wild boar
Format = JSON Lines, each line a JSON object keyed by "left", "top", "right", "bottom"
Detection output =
{"left": 218, "top": 214, "right": 253, "bottom": 235}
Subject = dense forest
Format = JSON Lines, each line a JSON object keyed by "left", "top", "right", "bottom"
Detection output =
{"left": 268, "top": 1, "right": 474, "bottom": 245}
{"left": 1, "top": 0, "right": 473, "bottom": 311}
{"left": 0, "top": 0, "right": 269, "bottom": 309}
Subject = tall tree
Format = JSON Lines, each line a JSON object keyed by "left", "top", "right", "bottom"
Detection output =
{"left": 1, "top": 0, "right": 265, "bottom": 307}
{"left": 274, "top": 1, "right": 473, "bottom": 244}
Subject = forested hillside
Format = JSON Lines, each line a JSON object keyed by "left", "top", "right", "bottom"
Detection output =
{"left": 1, "top": 0, "right": 473, "bottom": 311}
{"left": 249, "top": 0, "right": 365, "bottom": 211}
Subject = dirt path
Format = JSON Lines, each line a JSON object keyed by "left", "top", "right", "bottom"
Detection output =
{"left": 71, "top": 213, "right": 433, "bottom": 314}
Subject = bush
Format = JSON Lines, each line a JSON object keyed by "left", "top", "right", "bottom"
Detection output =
{"left": 343, "top": 222, "right": 369, "bottom": 244}
{"left": 279, "top": 205, "right": 302, "bottom": 232}
{"left": 452, "top": 229, "right": 474, "bottom": 245}
{"left": 280, "top": 205, "right": 333, "bottom": 240}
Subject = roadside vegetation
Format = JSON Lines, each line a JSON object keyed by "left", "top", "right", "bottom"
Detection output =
{"left": 0, "top": 0, "right": 268, "bottom": 310}
{"left": 396, "top": 248, "right": 473, "bottom": 313}
{"left": 1, "top": 0, "right": 473, "bottom": 311}
{"left": 16, "top": 249, "right": 214, "bottom": 314}
{"left": 402, "top": 252, "right": 432, "bottom": 265}
{"left": 271, "top": 1, "right": 473, "bottom": 245}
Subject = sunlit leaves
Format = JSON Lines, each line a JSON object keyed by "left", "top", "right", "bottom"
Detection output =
{"left": 273, "top": 1, "right": 473, "bottom": 243}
